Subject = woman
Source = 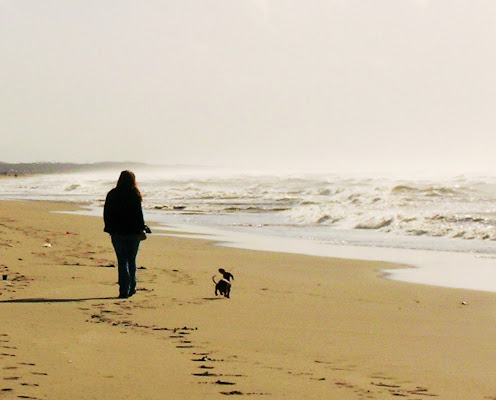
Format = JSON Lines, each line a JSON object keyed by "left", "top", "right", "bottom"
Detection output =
{"left": 104, "top": 170, "right": 149, "bottom": 298}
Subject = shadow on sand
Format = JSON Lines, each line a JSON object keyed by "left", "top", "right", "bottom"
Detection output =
{"left": 0, "top": 296, "right": 117, "bottom": 304}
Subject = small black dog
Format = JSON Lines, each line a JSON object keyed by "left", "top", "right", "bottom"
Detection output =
{"left": 212, "top": 268, "right": 234, "bottom": 298}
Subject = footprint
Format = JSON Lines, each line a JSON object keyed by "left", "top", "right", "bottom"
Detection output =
{"left": 192, "top": 356, "right": 212, "bottom": 362}
{"left": 371, "top": 382, "right": 400, "bottom": 389}
{"left": 193, "top": 371, "right": 219, "bottom": 377}
{"left": 215, "top": 380, "right": 236, "bottom": 386}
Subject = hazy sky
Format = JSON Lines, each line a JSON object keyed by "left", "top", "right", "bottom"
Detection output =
{"left": 2, "top": 1, "right": 496, "bottom": 174}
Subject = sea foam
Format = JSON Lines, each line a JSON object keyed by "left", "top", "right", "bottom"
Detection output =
{"left": 2, "top": 168, "right": 496, "bottom": 255}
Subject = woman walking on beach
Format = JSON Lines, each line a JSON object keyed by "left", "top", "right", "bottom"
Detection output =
{"left": 104, "top": 170, "right": 149, "bottom": 298}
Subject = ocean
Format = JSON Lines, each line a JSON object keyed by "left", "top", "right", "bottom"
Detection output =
{"left": 2, "top": 167, "right": 496, "bottom": 292}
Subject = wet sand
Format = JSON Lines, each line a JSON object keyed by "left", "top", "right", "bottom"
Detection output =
{"left": 1, "top": 200, "right": 496, "bottom": 399}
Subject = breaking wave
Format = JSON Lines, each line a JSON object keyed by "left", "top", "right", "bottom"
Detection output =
{"left": 2, "top": 169, "right": 496, "bottom": 248}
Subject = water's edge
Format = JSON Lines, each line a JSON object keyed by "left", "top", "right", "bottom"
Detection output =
{"left": 61, "top": 206, "right": 496, "bottom": 294}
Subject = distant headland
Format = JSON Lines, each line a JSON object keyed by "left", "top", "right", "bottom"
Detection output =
{"left": 0, "top": 162, "right": 189, "bottom": 176}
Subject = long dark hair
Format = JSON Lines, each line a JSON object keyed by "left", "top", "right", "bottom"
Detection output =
{"left": 116, "top": 170, "right": 142, "bottom": 199}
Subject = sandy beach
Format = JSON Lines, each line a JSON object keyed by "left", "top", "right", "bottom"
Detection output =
{"left": 1, "top": 200, "right": 496, "bottom": 399}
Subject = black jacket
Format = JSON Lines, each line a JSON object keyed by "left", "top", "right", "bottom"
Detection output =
{"left": 103, "top": 187, "right": 146, "bottom": 234}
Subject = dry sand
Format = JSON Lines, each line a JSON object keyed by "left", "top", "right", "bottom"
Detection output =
{"left": 1, "top": 200, "right": 496, "bottom": 399}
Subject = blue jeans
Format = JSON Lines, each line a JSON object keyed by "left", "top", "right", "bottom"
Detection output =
{"left": 111, "top": 234, "right": 141, "bottom": 297}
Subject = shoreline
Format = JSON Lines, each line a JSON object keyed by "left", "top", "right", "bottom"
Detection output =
{"left": 61, "top": 205, "right": 496, "bottom": 294}
{"left": 1, "top": 200, "right": 496, "bottom": 399}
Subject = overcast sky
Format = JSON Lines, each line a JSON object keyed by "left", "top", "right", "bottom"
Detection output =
{"left": 1, "top": 1, "right": 496, "bottom": 174}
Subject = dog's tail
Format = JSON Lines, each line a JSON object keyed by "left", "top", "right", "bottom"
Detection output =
{"left": 212, "top": 275, "right": 218, "bottom": 284}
